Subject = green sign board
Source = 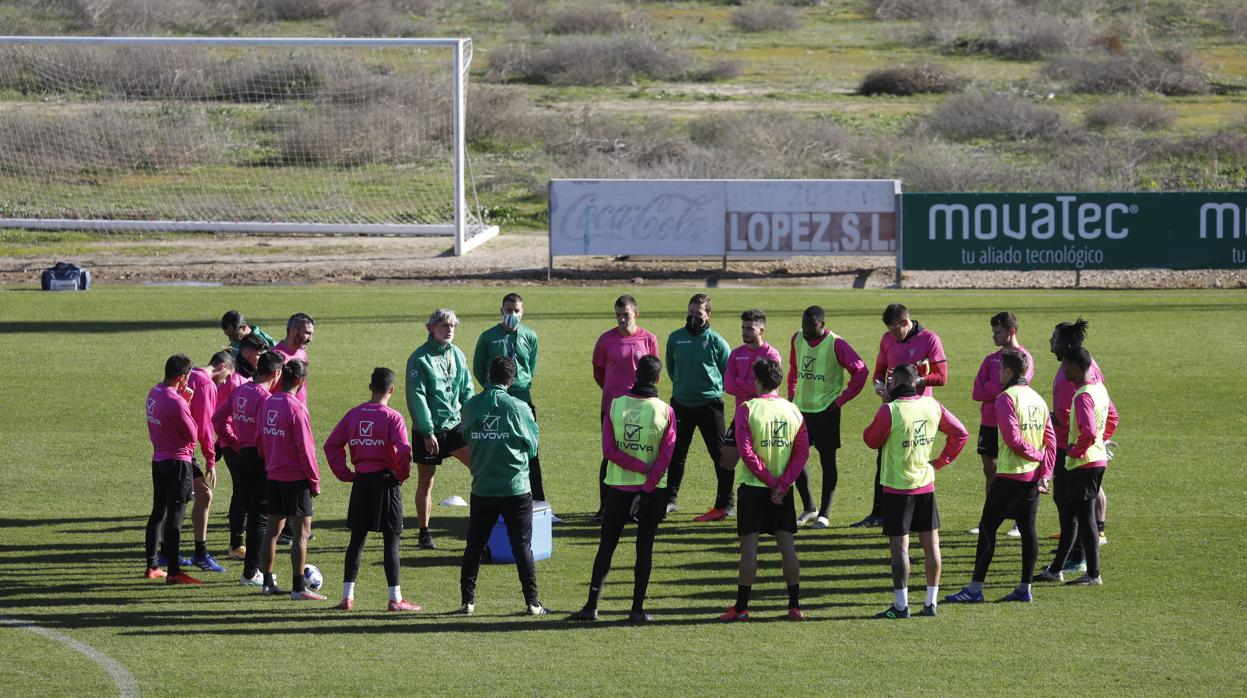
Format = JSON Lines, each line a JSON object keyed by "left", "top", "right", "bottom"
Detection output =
{"left": 901, "top": 193, "right": 1247, "bottom": 270}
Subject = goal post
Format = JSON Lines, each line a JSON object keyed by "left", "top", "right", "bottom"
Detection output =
{"left": 0, "top": 36, "right": 499, "bottom": 255}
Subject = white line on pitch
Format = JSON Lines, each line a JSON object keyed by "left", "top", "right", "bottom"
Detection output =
{"left": 0, "top": 616, "right": 138, "bottom": 697}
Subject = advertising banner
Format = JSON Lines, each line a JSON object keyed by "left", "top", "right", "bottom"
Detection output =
{"left": 549, "top": 179, "right": 899, "bottom": 257}
{"left": 902, "top": 192, "right": 1247, "bottom": 270}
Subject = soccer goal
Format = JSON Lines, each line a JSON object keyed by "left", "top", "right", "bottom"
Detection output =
{"left": 0, "top": 36, "right": 499, "bottom": 255}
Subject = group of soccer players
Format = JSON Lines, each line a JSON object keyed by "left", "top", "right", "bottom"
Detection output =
{"left": 143, "top": 294, "right": 1118, "bottom": 621}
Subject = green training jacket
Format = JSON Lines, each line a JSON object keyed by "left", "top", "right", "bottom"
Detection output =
{"left": 462, "top": 385, "right": 539, "bottom": 497}
{"left": 472, "top": 323, "right": 539, "bottom": 403}
{"left": 405, "top": 337, "right": 475, "bottom": 435}
{"left": 665, "top": 326, "right": 731, "bottom": 407}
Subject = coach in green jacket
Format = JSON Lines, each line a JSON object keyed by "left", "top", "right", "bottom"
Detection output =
{"left": 406, "top": 308, "right": 475, "bottom": 551}
{"left": 473, "top": 292, "right": 547, "bottom": 504}
{"left": 457, "top": 356, "right": 547, "bottom": 616}
{"left": 664, "top": 292, "right": 732, "bottom": 515}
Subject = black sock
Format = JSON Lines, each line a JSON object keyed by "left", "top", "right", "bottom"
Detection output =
{"left": 420, "top": 527, "right": 430, "bottom": 536}
{"left": 1097, "top": 520, "right": 1105, "bottom": 533}
{"left": 292, "top": 573, "right": 304, "bottom": 593}
{"left": 631, "top": 596, "right": 645, "bottom": 614}
{"left": 586, "top": 585, "right": 602, "bottom": 610}
{"left": 263, "top": 572, "right": 275, "bottom": 587}
{"left": 787, "top": 583, "right": 800, "bottom": 609}
{"left": 194, "top": 540, "right": 207, "bottom": 558}
{"left": 735, "top": 585, "right": 751, "bottom": 613}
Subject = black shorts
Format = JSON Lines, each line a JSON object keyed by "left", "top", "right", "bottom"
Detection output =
{"left": 412, "top": 422, "right": 467, "bottom": 466}
{"left": 151, "top": 459, "right": 193, "bottom": 505}
{"left": 347, "top": 470, "right": 404, "bottom": 534}
{"left": 977, "top": 425, "right": 999, "bottom": 457}
{"left": 882, "top": 492, "right": 940, "bottom": 536}
{"left": 736, "top": 485, "right": 797, "bottom": 536}
{"left": 803, "top": 403, "right": 841, "bottom": 452}
{"left": 722, "top": 421, "right": 737, "bottom": 447}
{"left": 192, "top": 461, "right": 205, "bottom": 480}
{"left": 266, "top": 479, "right": 314, "bottom": 518}
{"left": 1062, "top": 466, "right": 1105, "bottom": 505}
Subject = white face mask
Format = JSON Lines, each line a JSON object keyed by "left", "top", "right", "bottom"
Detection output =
{"left": 502, "top": 312, "right": 522, "bottom": 330}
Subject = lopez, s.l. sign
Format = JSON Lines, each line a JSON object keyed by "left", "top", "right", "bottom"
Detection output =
{"left": 549, "top": 179, "right": 899, "bottom": 257}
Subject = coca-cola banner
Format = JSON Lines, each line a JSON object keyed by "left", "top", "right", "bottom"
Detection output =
{"left": 548, "top": 179, "right": 899, "bottom": 257}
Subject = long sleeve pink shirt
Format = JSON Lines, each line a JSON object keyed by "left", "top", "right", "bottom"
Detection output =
{"left": 592, "top": 328, "right": 660, "bottom": 413}
{"left": 734, "top": 394, "right": 810, "bottom": 491}
{"left": 862, "top": 396, "right": 968, "bottom": 494}
{"left": 1068, "top": 382, "right": 1118, "bottom": 468}
{"left": 259, "top": 391, "right": 320, "bottom": 492}
{"left": 187, "top": 367, "right": 218, "bottom": 470}
{"left": 972, "top": 346, "right": 1034, "bottom": 427}
{"left": 872, "top": 327, "right": 948, "bottom": 397}
{"left": 147, "top": 384, "right": 197, "bottom": 463}
{"left": 216, "top": 371, "right": 247, "bottom": 411}
{"left": 323, "top": 402, "right": 413, "bottom": 484}
{"left": 786, "top": 331, "right": 869, "bottom": 408}
{"left": 1052, "top": 359, "right": 1104, "bottom": 446}
{"left": 994, "top": 389, "right": 1057, "bottom": 482}
{"left": 724, "top": 342, "right": 782, "bottom": 407}
{"left": 271, "top": 341, "right": 309, "bottom": 404}
{"left": 214, "top": 380, "right": 271, "bottom": 450}
{"left": 600, "top": 400, "right": 677, "bottom": 493}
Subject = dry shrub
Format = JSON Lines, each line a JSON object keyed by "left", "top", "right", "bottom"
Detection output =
{"left": 487, "top": 37, "right": 737, "bottom": 86}
{"left": 506, "top": 0, "right": 547, "bottom": 23}
{"left": 859, "top": 62, "right": 964, "bottom": 95}
{"left": 0, "top": 108, "right": 221, "bottom": 175}
{"left": 731, "top": 6, "right": 801, "bottom": 32}
{"left": 334, "top": 6, "right": 423, "bottom": 37}
{"left": 74, "top": 0, "right": 242, "bottom": 34}
{"left": 1083, "top": 100, "right": 1176, "bottom": 131}
{"left": 548, "top": 7, "right": 629, "bottom": 35}
{"left": 874, "top": 0, "right": 1096, "bottom": 59}
{"left": 687, "top": 112, "right": 864, "bottom": 176}
{"left": 1043, "top": 50, "right": 1210, "bottom": 95}
{"left": 275, "top": 102, "right": 449, "bottom": 166}
{"left": 1201, "top": 2, "right": 1247, "bottom": 41}
{"left": 466, "top": 87, "right": 548, "bottom": 145}
{"left": 926, "top": 92, "right": 1064, "bottom": 141}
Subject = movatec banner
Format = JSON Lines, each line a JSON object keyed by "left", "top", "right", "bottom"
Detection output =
{"left": 548, "top": 179, "right": 899, "bottom": 257}
{"left": 902, "top": 192, "right": 1247, "bottom": 270}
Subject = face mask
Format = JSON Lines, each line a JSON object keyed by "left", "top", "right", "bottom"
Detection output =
{"left": 503, "top": 312, "right": 522, "bottom": 330}
{"left": 686, "top": 315, "right": 707, "bottom": 332}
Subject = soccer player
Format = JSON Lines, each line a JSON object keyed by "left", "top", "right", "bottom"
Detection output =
{"left": 705, "top": 309, "right": 782, "bottom": 523}
{"left": 1038, "top": 346, "right": 1118, "bottom": 586}
{"left": 258, "top": 359, "right": 324, "bottom": 600}
{"left": 854, "top": 303, "right": 949, "bottom": 528}
{"left": 473, "top": 292, "right": 551, "bottom": 515}
{"left": 144, "top": 354, "right": 203, "bottom": 585}
{"left": 591, "top": 295, "right": 660, "bottom": 521}
{"left": 233, "top": 333, "right": 268, "bottom": 380}
{"left": 214, "top": 349, "right": 252, "bottom": 560}
{"left": 786, "top": 305, "right": 869, "bottom": 529}
{"left": 184, "top": 351, "right": 235, "bottom": 574}
{"left": 324, "top": 367, "right": 419, "bottom": 612}
{"left": 1044, "top": 318, "right": 1110, "bottom": 566}
{"left": 863, "top": 364, "right": 967, "bottom": 619}
{"left": 271, "top": 313, "right": 314, "bottom": 405}
{"left": 664, "top": 293, "right": 731, "bottom": 517}
{"left": 968, "top": 312, "right": 1034, "bottom": 537}
{"left": 406, "top": 308, "right": 474, "bottom": 550}
{"left": 720, "top": 359, "right": 809, "bottom": 622}
{"left": 221, "top": 310, "right": 276, "bottom": 360}
{"left": 457, "top": 356, "right": 546, "bottom": 616}
{"left": 569, "top": 355, "right": 675, "bottom": 623}
{"left": 945, "top": 350, "right": 1055, "bottom": 604}
{"left": 213, "top": 351, "right": 285, "bottom": 586}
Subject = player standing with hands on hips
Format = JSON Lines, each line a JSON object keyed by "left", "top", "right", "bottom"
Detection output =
{"left": 863, "top": 364, "right": 967, "bottom": 619}
{"left": 406, "top": 309, "right": 474, "bottom": 550}
{"left": 144, "top": 354, "right": 204, "bottom": 585}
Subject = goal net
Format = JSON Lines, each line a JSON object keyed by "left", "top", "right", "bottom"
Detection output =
{"left": 0, "top": 36, "right": 498, "bottom": 255}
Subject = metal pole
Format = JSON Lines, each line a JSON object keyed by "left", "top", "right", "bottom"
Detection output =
{"left": 894, "top": 184, "right": 904, "bottom": 288}
{"left": 452, "top": 39, "right": 465, "bottom": 257}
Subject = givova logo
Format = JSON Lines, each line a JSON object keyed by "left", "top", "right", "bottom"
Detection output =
{"left": 267, "top": 410, "right": 278, "bottom": 427}
{"left": 1020, "top": 405, "right": 1045, "bottom": 433}
{"left": 359, "top": 420, "right": 374, "bottom": 437}
{"left": 903, "top": 419, "right": 937, "bottom": 449}
{"left": 802, "top": 356, "right": 815, "bottom": 372}
{"left": 624, "top": 423, "right": 642, "bottom": 442}
{"left": 472, "top": 414, "right": 510, "bottom": 441}
{"left": 761, "top": 419, "right": 791, "bottom": 448}
{"left": 262, "top": 408, "right": 287, "bottom": 438}
{"left": 146, "top": 397, "right": 156, "bottom": 414}
{"left": 351, "top": 420, "right": 385, "bottom": 447}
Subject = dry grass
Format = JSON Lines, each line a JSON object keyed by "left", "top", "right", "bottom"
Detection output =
{"left": 486, "top": 37, "right": 738, "bottom": 86}
{"left": 1043, "top": 50, "right": 1210, "bottom": 95}
{"left": 333, "top": 6, "right": 424, "bottom": 37}
{"left": 731, "top": 5, "right": 801, "bottom": 32}
{"left": 926, "top": 91, "right": 1065, "bottom": 141}
{"left": 547, "top": 7, "right": 630, "bottom": 35}
{"left": 1083, "top": 100, "right": 1177, "bottom": 131}
{"left": 858, "top": 62, "right": 965, "bottom": 95}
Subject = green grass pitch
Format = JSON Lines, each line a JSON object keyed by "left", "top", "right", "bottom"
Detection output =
{"left": 1, "top": 286, "right": 1244, "bottom": 695}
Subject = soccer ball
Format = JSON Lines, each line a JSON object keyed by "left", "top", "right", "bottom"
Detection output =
{"left": 302, "top": 564, "right": 323, "bottom": 592}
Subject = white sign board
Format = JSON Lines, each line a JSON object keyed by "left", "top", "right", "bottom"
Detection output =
{"left": 549, "top": 179, "right": 899, "bottom": 257}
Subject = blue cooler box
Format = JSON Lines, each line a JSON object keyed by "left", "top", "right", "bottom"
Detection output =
{"left": 486, "top": 500, "right": 552, "bottom": 563}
